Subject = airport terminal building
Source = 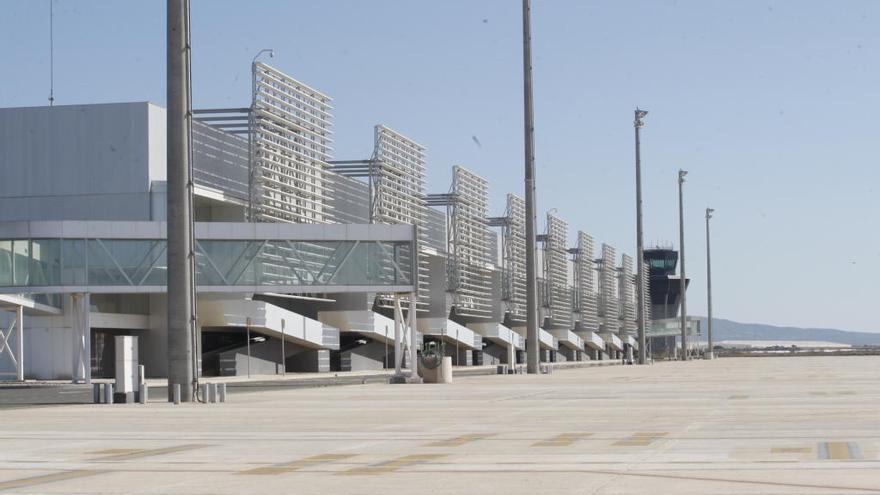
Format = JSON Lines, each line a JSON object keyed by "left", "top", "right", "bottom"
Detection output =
{"left": 0, "top": 64, "right": 657, "bottom": 382}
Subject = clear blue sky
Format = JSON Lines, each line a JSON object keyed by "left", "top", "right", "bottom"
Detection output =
{"left": 2, "top": 1, "right": 878, "bottom": 332}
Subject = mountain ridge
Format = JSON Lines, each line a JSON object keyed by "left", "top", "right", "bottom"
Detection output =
{"left": 695, "top": 317, "right": 880, "bottom": 346}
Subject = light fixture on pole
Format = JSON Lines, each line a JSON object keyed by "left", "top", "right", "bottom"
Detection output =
{"left": 705, "top": 207, "right": 715, "bottom": 359}
{"left": 677, "top": 169, "right": 689, "bottom": 361}
{"left": 634, "top": 108, "right": 648, "bottom": 365}
{"left": 248, "top": 48, "right": 274, "bottom": 222}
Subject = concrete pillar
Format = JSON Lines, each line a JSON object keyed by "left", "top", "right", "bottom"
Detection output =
{"left": 166, "top": 0, "right": 195, "bottom": 402}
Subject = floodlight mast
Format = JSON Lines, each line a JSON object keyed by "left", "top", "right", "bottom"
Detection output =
{"left": 705, "top": 207, "right": 715, "bottom": 359}
{"left": 634, "top": 109, "right": 648, "bottom": 365}
{"left": 522, "top": 0, "right": 540, "bottom": 374}
{"left": 677, "top": 169, "right": 689, "bottom": 361}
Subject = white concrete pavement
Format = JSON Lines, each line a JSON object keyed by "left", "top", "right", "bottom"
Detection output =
{"left": 0, "top": 356, "right": 878, "bottom": 494}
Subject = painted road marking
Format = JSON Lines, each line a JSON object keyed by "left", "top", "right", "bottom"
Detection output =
{"left": 341, "top": 454, "right": 447, "bottom": 476}
{"left": 240, "top": 453, "right": 356, "bottom": 475}
{"left": 614, "top": 432, "right": 668, "bottom": 447}
{"left": 89, "top": 448, "right": 141, "bottom": 455}
{"left": 0, "top": 470, "right": 106, "bottom": 492}
{"left": 90, "top": 444, "right": 209, "bottom": 461}
{"left": 771, "top": 447, "right": 812, "bottom": 454}
{"left": 426, "top": 433, "right": 495, "bottom": 447}
{"left": 533, "top": 432, "right": 593, "bottom": 447}
{"left": 818, "top": 442, "right": 862, "bottom": 460}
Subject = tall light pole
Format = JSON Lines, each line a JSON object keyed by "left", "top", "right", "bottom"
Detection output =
{"left": 677, "top": 169, "right": 688, "bottom": 361}
{"left": 705, "top": 207, "right": 715, "bottom": 359}
{"left": 522, "top": 0, "right": 540, "bottom": 374}
{"left": 167, "top": 0, "right": 194, "bottom": 401}
{"left": 634, "top": 109, "right": 648, "bottom": 365}
{"left": 248, "top": 48, "right": 274, "bottom": 222}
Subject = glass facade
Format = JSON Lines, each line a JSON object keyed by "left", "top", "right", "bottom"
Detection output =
{"left": 0, "top": 238, "right": 413, "bottom": 290}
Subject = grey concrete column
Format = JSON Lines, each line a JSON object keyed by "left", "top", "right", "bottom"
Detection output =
{"left": 166, "top": 0, "right": 194, "bottom": 401}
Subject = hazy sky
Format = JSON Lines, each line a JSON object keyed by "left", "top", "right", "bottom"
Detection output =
{"left": 3, "top": 1, "right": 878, "bottom": 332}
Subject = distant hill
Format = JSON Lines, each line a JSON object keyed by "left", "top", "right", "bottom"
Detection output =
{"left": 695, "top": 317, "right": 880, "bottom": 346}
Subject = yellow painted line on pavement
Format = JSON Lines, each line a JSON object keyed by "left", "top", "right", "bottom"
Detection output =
{"left": 89, "top": 448, "right": 141, "bottom": 455}
{"left": 818, "top": 442, "right": 862, "bottom": 460}
{"left": 426, "top": 433, "right": 495, "bottom": 447}
{"left": 0, "top": 470, "right": 106, "bottom": 492}
{"left": 533, "top": 432, "right": 593, "bottom": 447}
{"left": 771, "top": 447, "right": 812, "bottom": 454}
{"left": 90, "top": 444, "right": 209, "bottom": 461}
{"left": 240, "top": 453, "right": 356, "bottom": 475}
{"left": 614, "top": 432, "right": 668, "bottom": 447}
{"left": 340, "top": 454, "right": 447, "bottom": 476}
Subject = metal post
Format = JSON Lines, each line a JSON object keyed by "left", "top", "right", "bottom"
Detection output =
{"left": 166, "top": 0, "right": 194, "bottom": 402}
{"left": 634, "top": 109, "right": 648, "bottom": 365}
{"left": 522, "top": 0, "right": 540, "bottom": 374}
{"left": 246, "top": 316, "right": 252, "bottom": 379}
{"left": 104, "top": 383, "right": 114, "bottom": 405}
{"left": 678, "top": 169, "right": 689, "bottom": 361}
{"left": 15, "top": 305, "right": 23, "bottom": 381}
{"left": 280, "top": 318, "right": 286, "bottom": 376}
{"left": 705, "top": 207, "right": 715, "bottom": 359}
{"left": 408, "top": 294, "right": 420, "bottom": 382}
{"left": 393, "top": 295, "right": 402, "bottom": 376}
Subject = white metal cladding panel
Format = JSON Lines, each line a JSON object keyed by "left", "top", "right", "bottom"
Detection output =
{"left": 422, "top": 207, "right": 447, "bottom": 253}
{"left": 599, "top": 244, "right": 619, "bottom": 333}
{"left": 370, "top": 125, "right": 430, "bottom": 307}
{"left": 502, "top": 194, "right": 527, "bottom": 323}
{"left": 252, "top": 62, "right": 333, "bottom": 224}
{"left": 0, "top": 103, "right": 157, "bottom": 222}
{"left": 574, "top": 231, "right": 599, "bottom": 331}
{"left": 619, "top": 253, "right": 637, "bottom": 334}
{"left": 448, "top": 166, "right": 492, "bottom": 318}
{"left": 544, "top": 214, "right": 572, "bottom": 328}
{"left": 328, "top": 173, "right": 370, "bottom": 224}
{"left": 192, "top": 120, "right": 248, "bottom": 201}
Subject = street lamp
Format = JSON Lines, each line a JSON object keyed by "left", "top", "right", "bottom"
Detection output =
{"left": 705, "top": 207, "right": 715, "bottom": 359}
{"left": 634, "top": 109, "right": 648, "bottom": 365}
{"left": 248, "top": 48, "right": 274, "bottom": 222}
{"left": 677, "top": 169, "right": 688, "bottom": 361}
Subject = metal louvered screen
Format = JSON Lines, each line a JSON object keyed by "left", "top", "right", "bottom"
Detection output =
{"left": 502, "top": 194, "right": 527, "bottom": 324}
{"left": 574, "top": 231, "right": 599, "bottom": 332}
{"left": 448, "top": 166, "right": 493, "bottom": 318}
{"left": 251, "top": 62, "right": 333, "bottom": 224}
{"left": 371, "top": 125, "right": 430, "bottom": 307}
{"left": 599, "top": 243, "right": 618, "bottom": 334}
{"left": 619, "top": 253, "right": 637, "bottom": 336}
{"left": 544, "top": 214, "right": 572, "bottom": 328}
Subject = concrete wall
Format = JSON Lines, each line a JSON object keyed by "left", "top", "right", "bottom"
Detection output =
{"left": 0, "top": 102, "right": 164, "bottom": 222}
{"left": 340, "top": 341, "right": 389, "bottom": 372}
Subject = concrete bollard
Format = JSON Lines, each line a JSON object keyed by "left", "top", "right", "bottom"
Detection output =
{"left": 103, "top": 383, "right": 114, "bottom": 404}
{"left": 200, "top": 383, "right": 209, "bottom": 403}
{"left": 138, "top": 383, "right": 147, "bottom": 404}
{"left": 93, "top": 384, "right": 102, "bottom": 404}
{"left": 172, "top": 383, "right": 181, "bottom": 405}
{"left": 218, "top": 383, "right": 227, "bottom": 403}
{"left": 209, "top": 383, "right": 218, "bottom": 403}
